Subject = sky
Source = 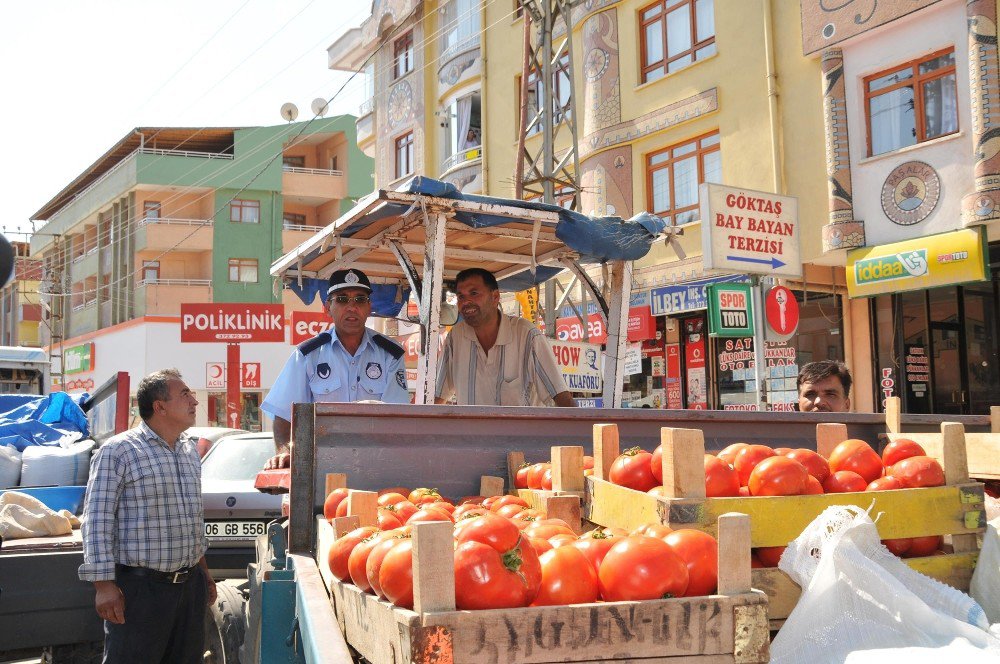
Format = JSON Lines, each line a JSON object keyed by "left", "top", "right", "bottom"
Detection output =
{"left": 1, "top": 0, "right": 372, "bottom": 239}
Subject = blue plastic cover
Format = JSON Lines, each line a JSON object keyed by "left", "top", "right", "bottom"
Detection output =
{"left": 286, "top": 281, "right": 409, "bottom": 318}
{"left": 0, "top": 392, "right": 90, "bottom": 451}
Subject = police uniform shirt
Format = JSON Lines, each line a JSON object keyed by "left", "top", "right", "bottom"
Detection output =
{"left": 261, "top": 328, "right": 409, "bottom": 422}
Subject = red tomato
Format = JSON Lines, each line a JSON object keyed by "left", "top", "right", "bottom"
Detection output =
{"left": 773, "top": 447, "right": 793, "bottom": 455}
{"left": 738, "top": 486, "right": 751, "bottom": 497}
{"left": 889, "top": 456, "right": 945, "bottom": 488}
{"left": 514, "top": 464, "right": 531, "bottom": 490}
{"left": 571, "top": 534, "right": 622, "bottom": 574}
{"left": 630, "top": 523, "right": 674, "bottom": 539}
{"left": 323, "top": 488, "right": 349, "bottom": 521}
{"left": 335, "top": 498, "right": 350, "bottom": 518}
{"left": 828, "top": 439, "right": 884, "bottom": 484}
{"left": 882, "top": 537, "right": 912, "bottom": 556}
{"left": 598, "top": 536, "right": 689, "bottom": 601}
{"left": 803, "top": 475, "right": 824, "bottom": 494}
{"left": 348, "top": 532, "right": 387, "bottom": 591}
{"left": 784, "top": 449, "right": 831, "bottom": 484}
{"left": 866, "top": 476, "right": 904, "bottom": 491}
{"left": 378, "top": 486, "right": 410, "bottom": 497}
{"left": 376, "top": 508, "right": 402, "bottom": 531}
{"left": 664, "top": 529, "right": 718, "bottom": 596}
{"left": 527, "top": 463, "right": 551, "bottom": 490}
{"left": 532, "top": 546, "right": 600, "bottom": 606}
{"left": 651, "top": 444, "right": 663, "bottom": 483}
{"left": 408, "top": 488, "right": 444, "bottom": 505}
{"left": 327, "top": 526, "right": 378, "bottom": 581}
{"left": 406, "top": 506, "right": 453, "bottom": 524}
{"left": 524, "top": 522, "right": 576, "bottom": 540}
{"left": 379, "top": 540, "right": 414, "bottom": 608}
{"left": 580, "top": 526, "right": 627, "bottom": 539}
{"left": 548, "top": 533, "right": 578, "bottom": 548}
{"left": 647, "top": 485, "right": 669, "bottom": 497}
{"left": 609, "top": 447, "right": 658, "bottom": 492}
{"left": 823, "top": 470, "right": 868, "bottom": 493}
{"left": 453, "top": 513, "right": 542, "bottom": 609}
{"left": 426, "top": 501, "right": 456, "bottom": 515}
{"left": 748, "top": 456, "right": 809, "bottom": 496}
{"left": 452, "top": 504, "right": 488, "bottom": 520}
{"left": 511, "top": 509, "right": 547, "bottom": 528}
{"left": 376, "top": 492, "right": 407, "bottom": 507}
{"left": 733, "top": 445, "right": 777, "bottom": 487}
{"left": 717, "top": 443, "right": 750, "bottom": 468}
{"left": 366, "top": 536, "right": 407, "bottom": 599}
{"left": 481, "top": 496, "right": 501, "bottom": 510}
{"left": 541, "top": 467, "right": 554, "bottom": 490}
{"left": 750, "top": 553, "right": 764, "bottom": 568}
{"left": 754, "top": 545, "right": 785, "bottom": 567}
{"left": 705, "top": 455, "right": 740, "bottom": 497}
{"left": 458, "top": 495, "right": 486, "bottom": 505}
{"left": 391, "top": 500, "right": 418, "bottom": 523}
{"left": 583, "top": 455, "right": 595, "bottom": 470}
{"left": 496, "top": 503, "right": 528, "bottom": 519}
{"left": 489, "top": 495, "right": 530, "bottom": 513}
{"left": 527, "top": 536, "right": 553, "bottom": 556}
{"left": 882, "top": 438, "right": 927, "bottom": 467}
{"left": 904, "top": 535, "right": 943, "bottom": 557}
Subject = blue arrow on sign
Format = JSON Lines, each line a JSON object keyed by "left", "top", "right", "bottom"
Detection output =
{"left": 726, "top": 255, "right": 786, "bottom": 269}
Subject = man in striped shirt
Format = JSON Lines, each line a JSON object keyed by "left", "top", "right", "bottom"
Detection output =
{"left": 434, "top": 268, "right": 575, "bottom": 407}
{"left": 79, "top": 369, "right": 216, "bottom": 663}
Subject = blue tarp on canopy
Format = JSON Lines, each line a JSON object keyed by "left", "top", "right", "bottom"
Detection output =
{"left": 0, "top": 393, "right": 90, "bottom": 451}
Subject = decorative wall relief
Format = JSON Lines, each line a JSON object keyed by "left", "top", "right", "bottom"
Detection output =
{"left": 580, "top": 145, "right": 633, "bottom": 218}
{"left": 962, "top": 0, "right": 1000, "bottom": 225}
{"left": 800, "top": 0, "right": 943, "bottom": 55}
{"left": 820, "top": 48, "right": 864, "bottom": 252}
{"left": 582, "top": 9, "right": 621, "bottom": 138}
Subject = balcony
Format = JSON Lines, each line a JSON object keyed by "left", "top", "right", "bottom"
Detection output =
{"left": 357, "top": 105, "right": 375, "bottom": 155}
{"left": 282, "top": 222, "right": 324, "bottom": 253}
{"left": 69, "top": 300, "right": 98, "bottom": 338}
{"left": 135, "top": 217, "right": 214, "bottom": 253}
{"left": 281, "top": 166, "right": 346, "bottom": 204}
{"left": 135, "top": 278, "right": 212, "bottom": 316}
{"left": 440, "top": 146, "right": 483, "bottom": 193}
{"left": 69, "top": 247, "right": 99, "bottom": 280}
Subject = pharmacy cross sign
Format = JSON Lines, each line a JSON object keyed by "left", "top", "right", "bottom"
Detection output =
{"left": 699, "top": 183, "right": 801, "bottom": 278}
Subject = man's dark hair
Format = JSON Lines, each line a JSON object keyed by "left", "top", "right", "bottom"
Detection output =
{"left": 137, "top": 368, "right": 183, "bottom": 421}
{"left": 797, "top": 360, "right": 852, "bottom": 396}
{"left": 455, "top": 267, "right": 499, "bottom": 291}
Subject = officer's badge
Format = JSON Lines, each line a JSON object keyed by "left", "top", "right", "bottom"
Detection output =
{"left": 345, "top": 271, "right": 360, "bottom": 284}
{"left": 366, "top": 362, "right": 382, "bottom": 379}
{"left": 317, "top": 363, "right": 331, "bottom": 379}
{"left": 396, "top": 370, "right": 406, "bottom": 389}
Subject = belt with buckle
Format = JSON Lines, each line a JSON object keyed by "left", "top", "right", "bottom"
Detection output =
{"left": 116, "top": 564, "right": 199, "bottom": 584}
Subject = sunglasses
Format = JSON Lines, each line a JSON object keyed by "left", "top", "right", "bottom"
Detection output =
{"left": 332, "top": 295, "right": 371, "bottom": 305}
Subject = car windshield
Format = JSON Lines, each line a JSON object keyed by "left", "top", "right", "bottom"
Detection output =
{"left": 202, "top": 436, "right": 274, "bottom": 482}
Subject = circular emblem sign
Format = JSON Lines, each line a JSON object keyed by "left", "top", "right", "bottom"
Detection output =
{"left": 881, "top": 161, "right": 940, "bottom": 226}
{"left": 765, "top": 286, "right": 799, "bottom": 339}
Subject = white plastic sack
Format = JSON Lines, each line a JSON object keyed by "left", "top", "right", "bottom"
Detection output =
{"left": 770, "top": 505, "right": 1000, "bottom": 664}
{"left": 19, "top": 439, "right": 95, "bottom": 487}
{"left": 971, "top": 516, "right": 1000, "bottom": 625}
{"left": 0, "top": 443, "right": 21, "bottom": 488}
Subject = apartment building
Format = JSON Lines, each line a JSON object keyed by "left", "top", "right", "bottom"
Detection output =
{"left": 0, "top": 241, "right": 42, "bottom": 347}
{"left": 30, "top": 117, "right": 373, "bottom": 427}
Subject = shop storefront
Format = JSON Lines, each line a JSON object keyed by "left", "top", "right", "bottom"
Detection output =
{"left": 864, "top": 230, "right": 996, "bottom": 415}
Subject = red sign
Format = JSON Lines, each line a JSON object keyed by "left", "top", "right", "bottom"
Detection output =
{"left": 665, "top": 343, "right": 683, "bottom": 409}
{"left": 395, "top": 331, "right": 447, "bottom": 368}
{"left": 684, "top": 317, "right": 708, "bottom": 410}
{"left": 242, "top": 362, "right": 261, "bottom": 389}
{"left": 290, "top": 310, "right": 334, "bottom": 345}
{"left": 765, "top": 286, "right": 799, "bottom": 338}
{"left": 556, "top": 313, "right": 608, "bottom": 344}
{"left": 181, "top": 304, "right": 285, "bottom": 343}
{"left": 627, "top": 306, "right": 656, "bottom": 342}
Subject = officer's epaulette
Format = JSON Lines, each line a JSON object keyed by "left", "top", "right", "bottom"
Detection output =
{"left": 372, "top": 333, "right": 405, "bottom": 360}
{"left": 298, "top": 331, "right": 332, "bottom": 356}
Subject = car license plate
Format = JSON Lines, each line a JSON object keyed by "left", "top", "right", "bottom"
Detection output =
{"left": 205, "top": 520, "right": 267, "bottom": 539}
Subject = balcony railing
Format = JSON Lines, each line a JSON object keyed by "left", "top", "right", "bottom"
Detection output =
{"left": 442, "top": 145, "right": 482, "bottom": 172}
{"left": 441, "top": 33, "right": 481, "bottom": 61}
{"left": 281, "top": 165, "right": 344, "bottom": 177}
{"left": 282, "top": 222, "right": 324, "bottom": 232}
{"left": 137, "top": 216, "right": 214, "bottom": 227}
{"left": 359, "top": 98, "right": 374, "bottom": 116}
{"left": 138, "top": 278, "right": 212, "bottom": 287}
{"left": 138, "top": 148, "right": 234, "bottom": 160}
{"left": 71, "top": 299, "right": 97, "bottom": 312}
{"left": 71, "top": 243, "right": 99, "bottom": 263}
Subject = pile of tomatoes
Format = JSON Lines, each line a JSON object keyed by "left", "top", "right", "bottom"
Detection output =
{"left": 324, "top": 487, "right": 720, "bottom": 611}
{"left": 513, "top": 457, "right": 596, "bottom": 490}
{"left": 601, "top": 438, "right": 948, "bottom": 565}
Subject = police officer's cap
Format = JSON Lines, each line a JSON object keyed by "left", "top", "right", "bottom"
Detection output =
{"left": 327, "top": 269, "right": 372, "bottom": 296}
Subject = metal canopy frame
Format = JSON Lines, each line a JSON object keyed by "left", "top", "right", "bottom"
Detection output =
{"left": 270, "top": 188, "right": 632, "bottom": 406}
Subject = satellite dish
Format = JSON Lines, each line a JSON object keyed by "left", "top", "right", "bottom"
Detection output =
{"left": 280, "top": 102, "right": 299, "bottom": 123}
{"left": 311, "top": 98, "right": 329, "bottom": 117}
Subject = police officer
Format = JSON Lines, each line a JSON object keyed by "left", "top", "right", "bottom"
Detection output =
{"left": 261, "top": 268, "right": 409, "bottom": 468}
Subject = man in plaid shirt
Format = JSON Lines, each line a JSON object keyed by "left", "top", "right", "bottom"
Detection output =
{"left": 79, "top": 369, "right": 217, "bottom": 663}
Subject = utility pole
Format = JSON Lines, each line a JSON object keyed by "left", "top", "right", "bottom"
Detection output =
{"left": 514, "top": 0, "right": 583, "bottom": 338}
{"left": 42, "top": 235, "right": 66, "bottom": 392}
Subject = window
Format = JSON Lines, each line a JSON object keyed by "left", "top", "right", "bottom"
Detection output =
{"left": 394, "top": 31, "right": 414, "bottom": 79}
{"left": 143, "top": 201, "right": 161, "bottom": 220}
{"left": 395, "top": 132, "right": 415, "bottom": 179}
{"left": 142, "top": 261, "right": 160, "bottom": 283}
{"left": 522, "top": 52, "right": 571, "bottom": 136}
{"left": 440, "top": 0, "right": 481, "bottom": 57}
{"left": 282, "top": 155, "right": 305, "bottom": 168}
{"left": 444, "top": 94, "right": 482, "bottom": 167}
{"left": 865, "top": 48, "right": 958, "bottom": 156}
{"left": 647, "top": 131, "right": 721, "bottom": 226}
{"left": 283, "top": 212, "right": 307, "bottom": 229}
{"left": 228, "top": 258, "right": 258, "bottom": 283}
{"left": 640, "top": 0, "right": 716, "bottom": 83}
{"left": 230, "top": 199, "right": 260, "bottom": 223}
{"left": 330, "top": 155, "right": 338, "bottom": 171}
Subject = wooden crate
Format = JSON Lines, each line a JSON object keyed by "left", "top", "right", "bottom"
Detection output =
{"left": 577, "top": 421, "right": 986, "bottom": 627}
{"left": 315, "top": 508, "right": 769, "bottom": 663}
{"left": 885, "top": 397, "right": 1000, "bottom": 481}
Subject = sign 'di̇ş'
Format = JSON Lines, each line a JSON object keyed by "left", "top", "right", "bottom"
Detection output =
{"left": 846, "top": 228, "right": 989, "bottom": 298}
{"left": 707, "top": 283, "right": 754, "bottom": 337}
{"left": 700, "top": 183, "right": 801, "bottom": 278}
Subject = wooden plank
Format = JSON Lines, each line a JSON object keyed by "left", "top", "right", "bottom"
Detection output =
{"left": 584, "top": 476, "right": 665, "bottom": 533}
{"left": 346, "top": 490, "right": 378, "bottom": 528}
{"left": 940, "top": 422, "right": 970, "bottom": 484}
{"left": 331, "top": 515, "right": 359, "bottom": 538}
{"left": 749, "top": 567, "right": 800, "bottom": 622}
{"left": 420, "top": 593, "right": 767, "bottom": 663}
{"left": 552, "top": 445, "right": 585, "bottom": 492}
{"left": 508, "top": 451, "right": 526, "bottom": 494}
{"left": 412, "top": 521, "right": 457, "bottom": 614}
{"left": 289, "top": 402, "right": 316, "bottom": 555}
{"left": 885, "top": 397, "right": 902, "bottom": 434}
{"left": 315, "top": 517, "right": 336, "bottom": 594}
{"left": 815, "top": 422, "right": 848, "bottom": 459}
{"left": 286, "top": 553, "right": 355, "bottom": 664}
{"left": 593, "top": 423, "right": 620, "bottom": 481}
{"left": 329, "top": 578, "right": 421, "bottom": 663}
{"left": 545, "top": 495, "right": 582, "bottom": 534}
{"left": 904, "top": 551, "right": 978, "bottom": 591}
{"left": 716, "top": 513, "right": 751, "bottom": 596}
{"left": 662, "top": 428, "right": 707, "bottom": 499}
{"left": 480, "top": 475, "right": 506, "bottom": 497}
{"left": 992, "top": 406, "right": 1000, "bottom": 433}
{"left": 324, "top": 473, "right": 347, "bottom": 496}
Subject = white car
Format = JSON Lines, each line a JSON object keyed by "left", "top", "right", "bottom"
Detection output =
{"left": 201, "top": 432, "right": 282, "bottom": 578}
